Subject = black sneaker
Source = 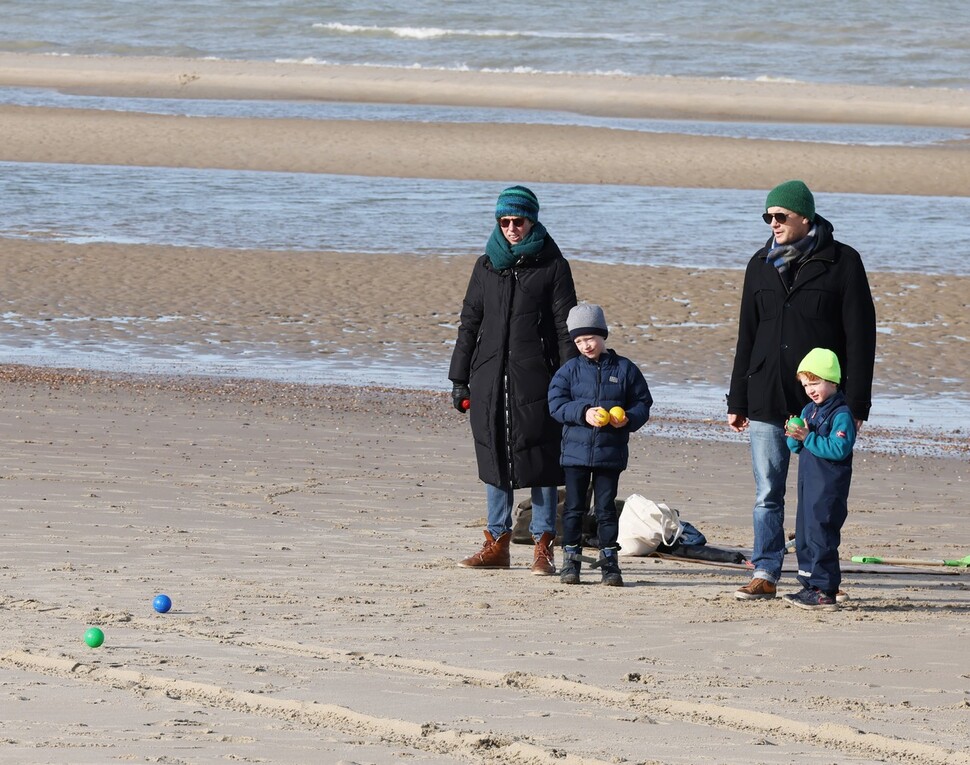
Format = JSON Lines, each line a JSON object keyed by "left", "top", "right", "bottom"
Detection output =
{"left": 783, "top": 587, "right": 838, "bottom": 611}
{"left": 598, "top": 548, "right": 623, "bottom": 587}
{"left": 560, "top": 546, "right": 582, "bottom": 585}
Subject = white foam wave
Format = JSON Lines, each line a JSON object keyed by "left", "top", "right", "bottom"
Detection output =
{"left": 313, "top": 21, "right": 657, "bottom": 44}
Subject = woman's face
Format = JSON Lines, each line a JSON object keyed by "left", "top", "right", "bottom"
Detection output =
{"left": 498, "top": 216, "right": 534, "bottom": 245}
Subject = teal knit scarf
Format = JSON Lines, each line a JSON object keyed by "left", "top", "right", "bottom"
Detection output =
{"left": 485, "top": 221, "right": 548, "bottom": 270}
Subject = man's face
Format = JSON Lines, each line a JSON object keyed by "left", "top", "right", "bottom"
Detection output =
{"left": 764, "top": 207, "right": 812, "bottom": 245}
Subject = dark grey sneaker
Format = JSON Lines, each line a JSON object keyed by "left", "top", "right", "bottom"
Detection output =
{"left": 560, "top": 546, "right": 582, "bottom": 585}
{"left": 783, "top": 587, "right": 838, "bottom": 611}
{"left": 598, "top": 548, "right": 623, "bottom": 587}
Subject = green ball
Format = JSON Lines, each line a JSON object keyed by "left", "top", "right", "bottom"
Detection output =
{"left": 788, "top": 416, "right": 805, "bottom": 430}
{"left": 84, "top": 627, "right": 104, "bottom": 648}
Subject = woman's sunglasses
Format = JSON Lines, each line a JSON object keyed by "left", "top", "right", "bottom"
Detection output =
{"left": 499, "top": 217, "right": 527, "bottom": 229}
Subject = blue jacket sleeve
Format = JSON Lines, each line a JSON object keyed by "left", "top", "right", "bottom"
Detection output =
{"left": 803, "top": 411, "right": 856, "bottom": 461}
{"left": 622, "top": 364, "right": 653, "bottom": 432}
{"left": 548, "top": 364, "right": 586, "bottom": 425}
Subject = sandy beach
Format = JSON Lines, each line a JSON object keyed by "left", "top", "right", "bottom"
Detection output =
{"left": 1, "top": 54, "right": 969, "bottom": 764}
{"left": 2, "top": 53, "right": 970, "bottom": 195}
{"left": 1, "top": 371, "right": 968, "bottom": 764}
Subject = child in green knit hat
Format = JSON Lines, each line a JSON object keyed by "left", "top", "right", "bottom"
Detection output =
{"left": 784, "top": 347, "right": 857, "bottom": 611}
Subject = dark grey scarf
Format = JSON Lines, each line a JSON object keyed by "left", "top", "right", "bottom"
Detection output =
{"left": 767, "top": 225, "right": 818, "bottom": 289}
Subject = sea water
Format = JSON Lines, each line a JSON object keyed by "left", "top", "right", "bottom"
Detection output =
{"left": 3, "top": 0, "right": 970, "bottom": 89}
{"left": 2, "top": 162, "right": 968, "bottom": 275}
{"left": 2, "top": 0, "right": 968, "bottom": 447}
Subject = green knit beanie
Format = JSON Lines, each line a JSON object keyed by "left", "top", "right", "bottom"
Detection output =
{"left": 765, "top": 180, "right": 815, "bottom": 221}
{"left": 797, "top": 347, "right": 841, "bottom": 384}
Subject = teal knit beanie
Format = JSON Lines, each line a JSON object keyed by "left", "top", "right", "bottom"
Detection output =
{"left": 495, "top": 185, "right": 540, "bottom": 222}
{"left": 765, "top": 180, "right": 815, "bottom": 221}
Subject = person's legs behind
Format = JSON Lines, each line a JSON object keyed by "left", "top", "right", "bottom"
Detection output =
{"left": 735, "top": 419, "right": 789, "bottom": 600}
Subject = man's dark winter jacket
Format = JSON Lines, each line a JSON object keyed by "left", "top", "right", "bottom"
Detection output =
{"left": 449, "top": 236, "right": 577, "bottom": 488}
{"left": 548, "top": 349, "right": 652, "bottom": 471}
{"left": 727, "top": 215, "right": 876, "bottom": 422}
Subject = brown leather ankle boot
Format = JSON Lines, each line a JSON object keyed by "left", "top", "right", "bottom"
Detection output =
{"left": 459, "top": 530, "right": 511, "bottom": 568}
{"left": 530, "top": 531, "right": 556, "bottom": 575}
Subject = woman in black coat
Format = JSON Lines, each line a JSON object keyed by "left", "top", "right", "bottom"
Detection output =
{"left": 449, "top": 186, "right": 577, "bottom": 575}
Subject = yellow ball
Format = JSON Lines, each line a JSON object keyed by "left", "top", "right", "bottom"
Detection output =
{"left": 609, "top": 406, "right": 626, "bottom": 425}
{"left": 592, "top": 408, "right": 611, "bottom": 426}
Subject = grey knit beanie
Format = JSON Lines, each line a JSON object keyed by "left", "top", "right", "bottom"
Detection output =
{"left": 567, "top": 303, "right": 608, "bottom": 340}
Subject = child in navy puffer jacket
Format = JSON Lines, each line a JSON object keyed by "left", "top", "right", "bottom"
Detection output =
{"left": 548, "top": 303, "right": 653, "bottom": 586}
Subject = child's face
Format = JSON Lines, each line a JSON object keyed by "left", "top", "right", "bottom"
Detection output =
{"left": 799, "top": 375, "right": 838, "bottom": 405}
{"left": 574, "top": 334, "right": 605, "bottom": 360}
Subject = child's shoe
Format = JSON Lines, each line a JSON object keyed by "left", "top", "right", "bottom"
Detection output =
{"left": 598, "top": 547, "right": 623, "bottom": 587}
{"left": 783, "top": 587, "right": 838, "bottom": 611}
{"left": 560, "top": 546, "right": 582, "bottom": 584}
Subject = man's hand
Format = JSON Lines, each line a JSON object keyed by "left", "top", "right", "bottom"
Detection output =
{"left": 728, "top": 413, "right": 749, "bottom": 433}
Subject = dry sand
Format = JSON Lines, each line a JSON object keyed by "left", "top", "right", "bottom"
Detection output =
{"left": 1, "top": 54, "right": 968, "bottom": 764}
{"left": 0, "top": 371, "right": 968, "bottom": 765}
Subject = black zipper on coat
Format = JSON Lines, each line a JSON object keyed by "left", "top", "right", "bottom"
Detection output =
{"left": 504, "top": 270, "right": 517, "bottom": 488}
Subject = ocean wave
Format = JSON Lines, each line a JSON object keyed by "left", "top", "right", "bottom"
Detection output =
{"left": 312, "top": 21, "right": 658, "bottom": 44}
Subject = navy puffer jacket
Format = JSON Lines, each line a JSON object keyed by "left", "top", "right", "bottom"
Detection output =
{"left": 548, "top": 349, "right": 652, "bottom": 470}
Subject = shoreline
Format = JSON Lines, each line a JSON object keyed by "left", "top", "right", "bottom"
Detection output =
{"left": 3, "top": 53, "right": 970, "bottom": 126}
{"left": 2, "top": 365, "right": 966, "bottom": 461}
{"left": 1, "top": 54, "right": 970, "bottom": 195}
{"left": 3, "top": 239, "right": 967, "bottom": 405}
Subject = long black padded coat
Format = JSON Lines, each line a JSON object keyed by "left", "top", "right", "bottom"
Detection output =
{"left": 449, "top": 236, "right": 578, "bottom": 489}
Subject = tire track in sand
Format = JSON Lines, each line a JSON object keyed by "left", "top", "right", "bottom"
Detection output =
{"left": 3, "top": 596, "right": 968, "bottom": 765}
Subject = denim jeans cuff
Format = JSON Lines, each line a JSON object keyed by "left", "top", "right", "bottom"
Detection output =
{"left": 752, "top": 570, "right": 779, "bottom": 584}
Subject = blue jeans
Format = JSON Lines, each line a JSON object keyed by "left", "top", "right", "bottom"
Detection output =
{"left": 485, "top": 483, "right": 558, "bottom": 539}
{"left": 748, "top": 419, "right": 790, "bottom": 583}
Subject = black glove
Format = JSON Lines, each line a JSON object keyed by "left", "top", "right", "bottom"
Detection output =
{"left": 452, "top": 383, "right": 470, "bottom": 413}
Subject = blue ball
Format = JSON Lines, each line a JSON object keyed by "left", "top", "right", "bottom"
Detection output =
{"left": 153, "top": 594, "right": 172, "bottom": 614}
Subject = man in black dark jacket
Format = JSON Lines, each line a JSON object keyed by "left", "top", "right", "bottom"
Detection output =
{"left": 727, "top": 180, "right": 876, "bottom": 601}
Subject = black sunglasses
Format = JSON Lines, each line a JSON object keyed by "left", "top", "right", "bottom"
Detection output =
{"left": 763, "top": 212, "right": 792, "bottom": 224}
{"left": 499, "top": 217, "right": 527, "bottom": 228}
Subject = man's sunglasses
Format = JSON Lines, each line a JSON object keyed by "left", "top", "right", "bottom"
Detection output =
{"left": 763, "top": 212, "right": 793, "bottom": 224}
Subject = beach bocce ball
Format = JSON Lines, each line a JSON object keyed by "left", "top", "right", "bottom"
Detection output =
{"left": 153, "top": 594, "right": 172, "bottom": 614}
{"left": 84, "top": 627, "right": 105, "bottom": 648}
{"left": 609, "top": 406, "right": 626, "bottom": 425}
{"left": 592, "top": 408, "right": 611, "bottom": 427}
{"left": 787, "top": 416, "right": 805, "bottom": 431}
